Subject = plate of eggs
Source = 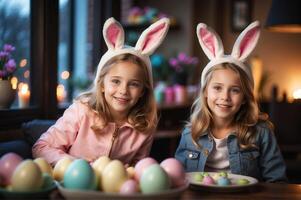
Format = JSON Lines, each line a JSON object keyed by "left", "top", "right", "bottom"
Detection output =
{"left": 55, "top": 156, "right": 189, "bottom": 199}
{"left": 0, "top": 153, "right": 56, "bottom": 199}
{"left": 186, "top": 171, "right": 258, "bottom": 192}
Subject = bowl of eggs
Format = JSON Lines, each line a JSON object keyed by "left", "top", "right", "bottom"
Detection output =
{"left": 56, "top": 156, "right": 189, "bottom": 200}
{"left": 0, "top": 153, "right": 56, "bottom": 199}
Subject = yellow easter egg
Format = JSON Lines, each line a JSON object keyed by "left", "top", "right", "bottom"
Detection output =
{"left": 34, "top": 157, "right": 53, "bottom": 177}
{"left": 53, "top": 157, "right": 73, "bottom": 181}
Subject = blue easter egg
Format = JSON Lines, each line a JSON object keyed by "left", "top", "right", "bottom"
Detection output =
{"left": 63, "top": 159, "right": 95, "bottom": 190}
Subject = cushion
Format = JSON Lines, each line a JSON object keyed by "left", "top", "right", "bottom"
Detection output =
{"left": 0, "top": 140, "right": 32, "bottom": 158}
{"left": 22, "top": 119, "right": 55, "bottom": 146}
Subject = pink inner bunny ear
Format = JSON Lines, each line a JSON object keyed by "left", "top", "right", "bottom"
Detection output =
{"left": 135, "top": 18, "right": 170, "bottom": 55}
{"left": 197, "top": 23, "right": 224, "bottom": 60}
{"left": 103, "top": 18, "right": 124, "bottom": 50}
{"left": 107, "top": 24, "right": 121, "bottom": 47}
{"left": 141, "top": 24, "right": 165, "bottom": 51}
{"left": 232, "top": 21, "right": 260, "bottom": 60}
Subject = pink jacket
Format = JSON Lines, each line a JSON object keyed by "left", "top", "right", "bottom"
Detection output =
{"left": 32, "top": 101, "right": 154, "bottom": 166}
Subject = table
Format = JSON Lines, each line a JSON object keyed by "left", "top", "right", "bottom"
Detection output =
{"left": 50, "top": 183, "right": 301, "bottom": 200}
{"left": 182, "top": 183, "right": 301, "bottom": 200}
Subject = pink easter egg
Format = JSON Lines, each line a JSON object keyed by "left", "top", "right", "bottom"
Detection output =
{"left": 119, "top": 179, "right": 139, "bottom": 194}
{"left": 0, "top": 152, "right": 23, "bottom": 186}
{"left": 160, "top": 158, "right": 186, "bottom": 187}
{"left": 134, "top": 157, "right": 157, "bottom": 181}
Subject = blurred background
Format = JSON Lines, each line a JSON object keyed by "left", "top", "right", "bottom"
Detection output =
{"left": 0, "top": 0, "right": 301, "bottom": 183}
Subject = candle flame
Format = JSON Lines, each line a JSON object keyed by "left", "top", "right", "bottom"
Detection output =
{"left": 293, "top": 89, "right": 301, "bottom": 99}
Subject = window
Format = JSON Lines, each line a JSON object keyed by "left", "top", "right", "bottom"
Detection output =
{"left": 0, "top": 0, "right": 30, "bottom": 109}
{"left": 0, "top": 0, "right": 119, "bottom": 130}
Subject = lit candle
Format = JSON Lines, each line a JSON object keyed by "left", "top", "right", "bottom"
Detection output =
{"left": 56, "top": 84, "right": 66, "bottom": 104}
{"left": 293, "top": 89, "right": 301, "bottom": 101}
{"left": 18, "top": 83, "right": 30, "bottom": 108}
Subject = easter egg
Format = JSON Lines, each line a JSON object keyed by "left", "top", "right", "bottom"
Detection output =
{"left": 193, "top": 173, "right": 204, "bottom": 182}
{"left": 140, "top": 164, "right": 170, "bottom": 194}
{"left": 236, "top": 178, "right": 250, "bottom": 185}
{"left": 92, "top": 156, "right": 111, "bottom": 177}
{"left": 63, "top": 159, "right": 95, "bottom": 190}
{"left": 53, "top": 157, "right": 73, "bottom": 181}
{"left": 0, "top": 152, "right": 23, "bottom": 186}
{"left": 11, "top": 160, "right": 43, "bottom": 191}
{"left": 126, "top": 166, "right": 135, "bottom": 179}
{"left": 119, "top": 179, "right": 139, "bottom": 194}
{"left": 134, "top": 157, "right": 157, "bottom": 181}
{"left": 41, "top": 173, "right": 54, "bottom": 189}
{"left": 101, "top": 160, "right": 128, "bottom": 193}
{"left": 160, "top": 158, "right": 186, "bottom": 187}
{"left": 34, "top": 157, "right": 53, "bottom": 177}
{"left": 217, "top": 177, "right": 231, "bottom": 186}
{"left": 202, "top": 174, "right": 215, "bottom": 185}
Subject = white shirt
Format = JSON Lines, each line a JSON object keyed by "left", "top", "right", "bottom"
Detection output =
{"left": 205, "top": 134, "right": 230, "bottom": 172}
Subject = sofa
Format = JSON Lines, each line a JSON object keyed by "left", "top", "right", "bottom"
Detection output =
{"left": 0, "top": 119, "right": 55, "bottom": 159}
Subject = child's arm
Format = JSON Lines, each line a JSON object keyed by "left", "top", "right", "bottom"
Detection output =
{"left": 32, "top": 102, "right": 82, "bottom": 166}
{"left": 174, "top": 128, "right": 190, "bottom": 169}
{"left": 258, "top": 125, "right": 288, "bottom": 182}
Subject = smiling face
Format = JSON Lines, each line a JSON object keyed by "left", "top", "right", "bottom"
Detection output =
{"left": 102, "top": 61, "right": 145, "bottom": 122}
{"left": 205, "top": 67, "right": 245, "bottom": 125}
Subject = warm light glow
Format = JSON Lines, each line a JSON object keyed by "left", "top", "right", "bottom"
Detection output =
{"left": 18, "top": 83, "right": 30, "bottom": 108}
{"left": 293, "top": 89, "right": 301, "bottom": 99}
{"left": 61, "top": 71, "right": 70, "bottom": 80}
{"left": 19, "top": 59, "right": 27, "bottom": 67}
{"left": 24, "top": 70, "right": 30, "bottom": 78}
{"left": 56, "top": 84, "right": 66, "bottom": 103}
{"left": 10, "top": 77, "right": 18, "bottom": 89}
{"left": 251, "top": 56, "right": 262, "bottom": 99}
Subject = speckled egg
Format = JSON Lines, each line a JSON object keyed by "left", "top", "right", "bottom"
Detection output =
{"left": 0, "top": 152, "right": 23, "bottom": 186}
{"left": 140, "top": 164, "right": 171, "bottom": 194}
{"left": 63, "top": 159, "right": 96, "bottom": 190}
{"left": 160, "top": 158, "right": 185, "bottom": 187}
{"left": 11, "top": 160, "right": 43, "bottom": 191}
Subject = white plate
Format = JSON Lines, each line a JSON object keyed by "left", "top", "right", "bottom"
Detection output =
{"left": 57, "top": 181, "right": 189, "bottom": 200}
{"left": 186, "top": 172, "right": 258, "bottom": 192}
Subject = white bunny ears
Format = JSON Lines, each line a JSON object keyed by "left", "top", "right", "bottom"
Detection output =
{"left": 94, "top": 17, "right": 170, "bottom": 87}
{"left": 197, "top": 21, "right": 261, "bottom": 89}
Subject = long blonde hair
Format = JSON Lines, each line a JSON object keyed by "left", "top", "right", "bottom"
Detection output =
{"left": 76, "top": 53, "right": 158, "bottom": 133}
{"left": 188, "top": 63, "right": 273, "bottom": 149}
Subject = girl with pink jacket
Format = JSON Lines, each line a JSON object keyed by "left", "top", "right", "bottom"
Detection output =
{"left": 32, "top": 17, "right": 170, "bottom": 166}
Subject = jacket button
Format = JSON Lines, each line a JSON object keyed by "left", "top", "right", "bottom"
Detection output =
{"left": 188, "top": 153, "right": 193, "bottom": 158}
{"left": 203, "top": 149, "right": 209, "bottom": 156}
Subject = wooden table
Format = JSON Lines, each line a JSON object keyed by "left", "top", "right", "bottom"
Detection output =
{"left": 181, "top": 183, "right": 301, "bottom": 200}
{"left": 50, "top": 183, "right": 301, "bottom": 200}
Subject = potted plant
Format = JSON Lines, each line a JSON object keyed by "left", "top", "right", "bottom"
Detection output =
{"left": 0, "top": 44, "right": 17, "bottom": 109}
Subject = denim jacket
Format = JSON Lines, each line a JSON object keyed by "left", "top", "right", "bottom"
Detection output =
{"left": 175, "top": 123, "right": 288, "bottom": 182}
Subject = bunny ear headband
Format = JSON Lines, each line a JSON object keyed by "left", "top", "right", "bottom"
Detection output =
{"left": 94, "top": 17, "right": 170, "bottom": 88}
{"left": 196, "top": 21, "right": 261, "bottom": 89}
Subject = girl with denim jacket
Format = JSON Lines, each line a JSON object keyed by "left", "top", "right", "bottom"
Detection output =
{"left": 175, "top": 21, "right": 287, "bottom": 182}
{"left": 32, "top": 18, "right": 170, "bottom": 166}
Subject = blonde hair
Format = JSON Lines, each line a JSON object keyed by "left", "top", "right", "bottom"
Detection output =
{"left": 76, "top": 53, "right": 158, "bottom": 133}
{"left": 188, "top": 63, "right": 273, "bottom": 149}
